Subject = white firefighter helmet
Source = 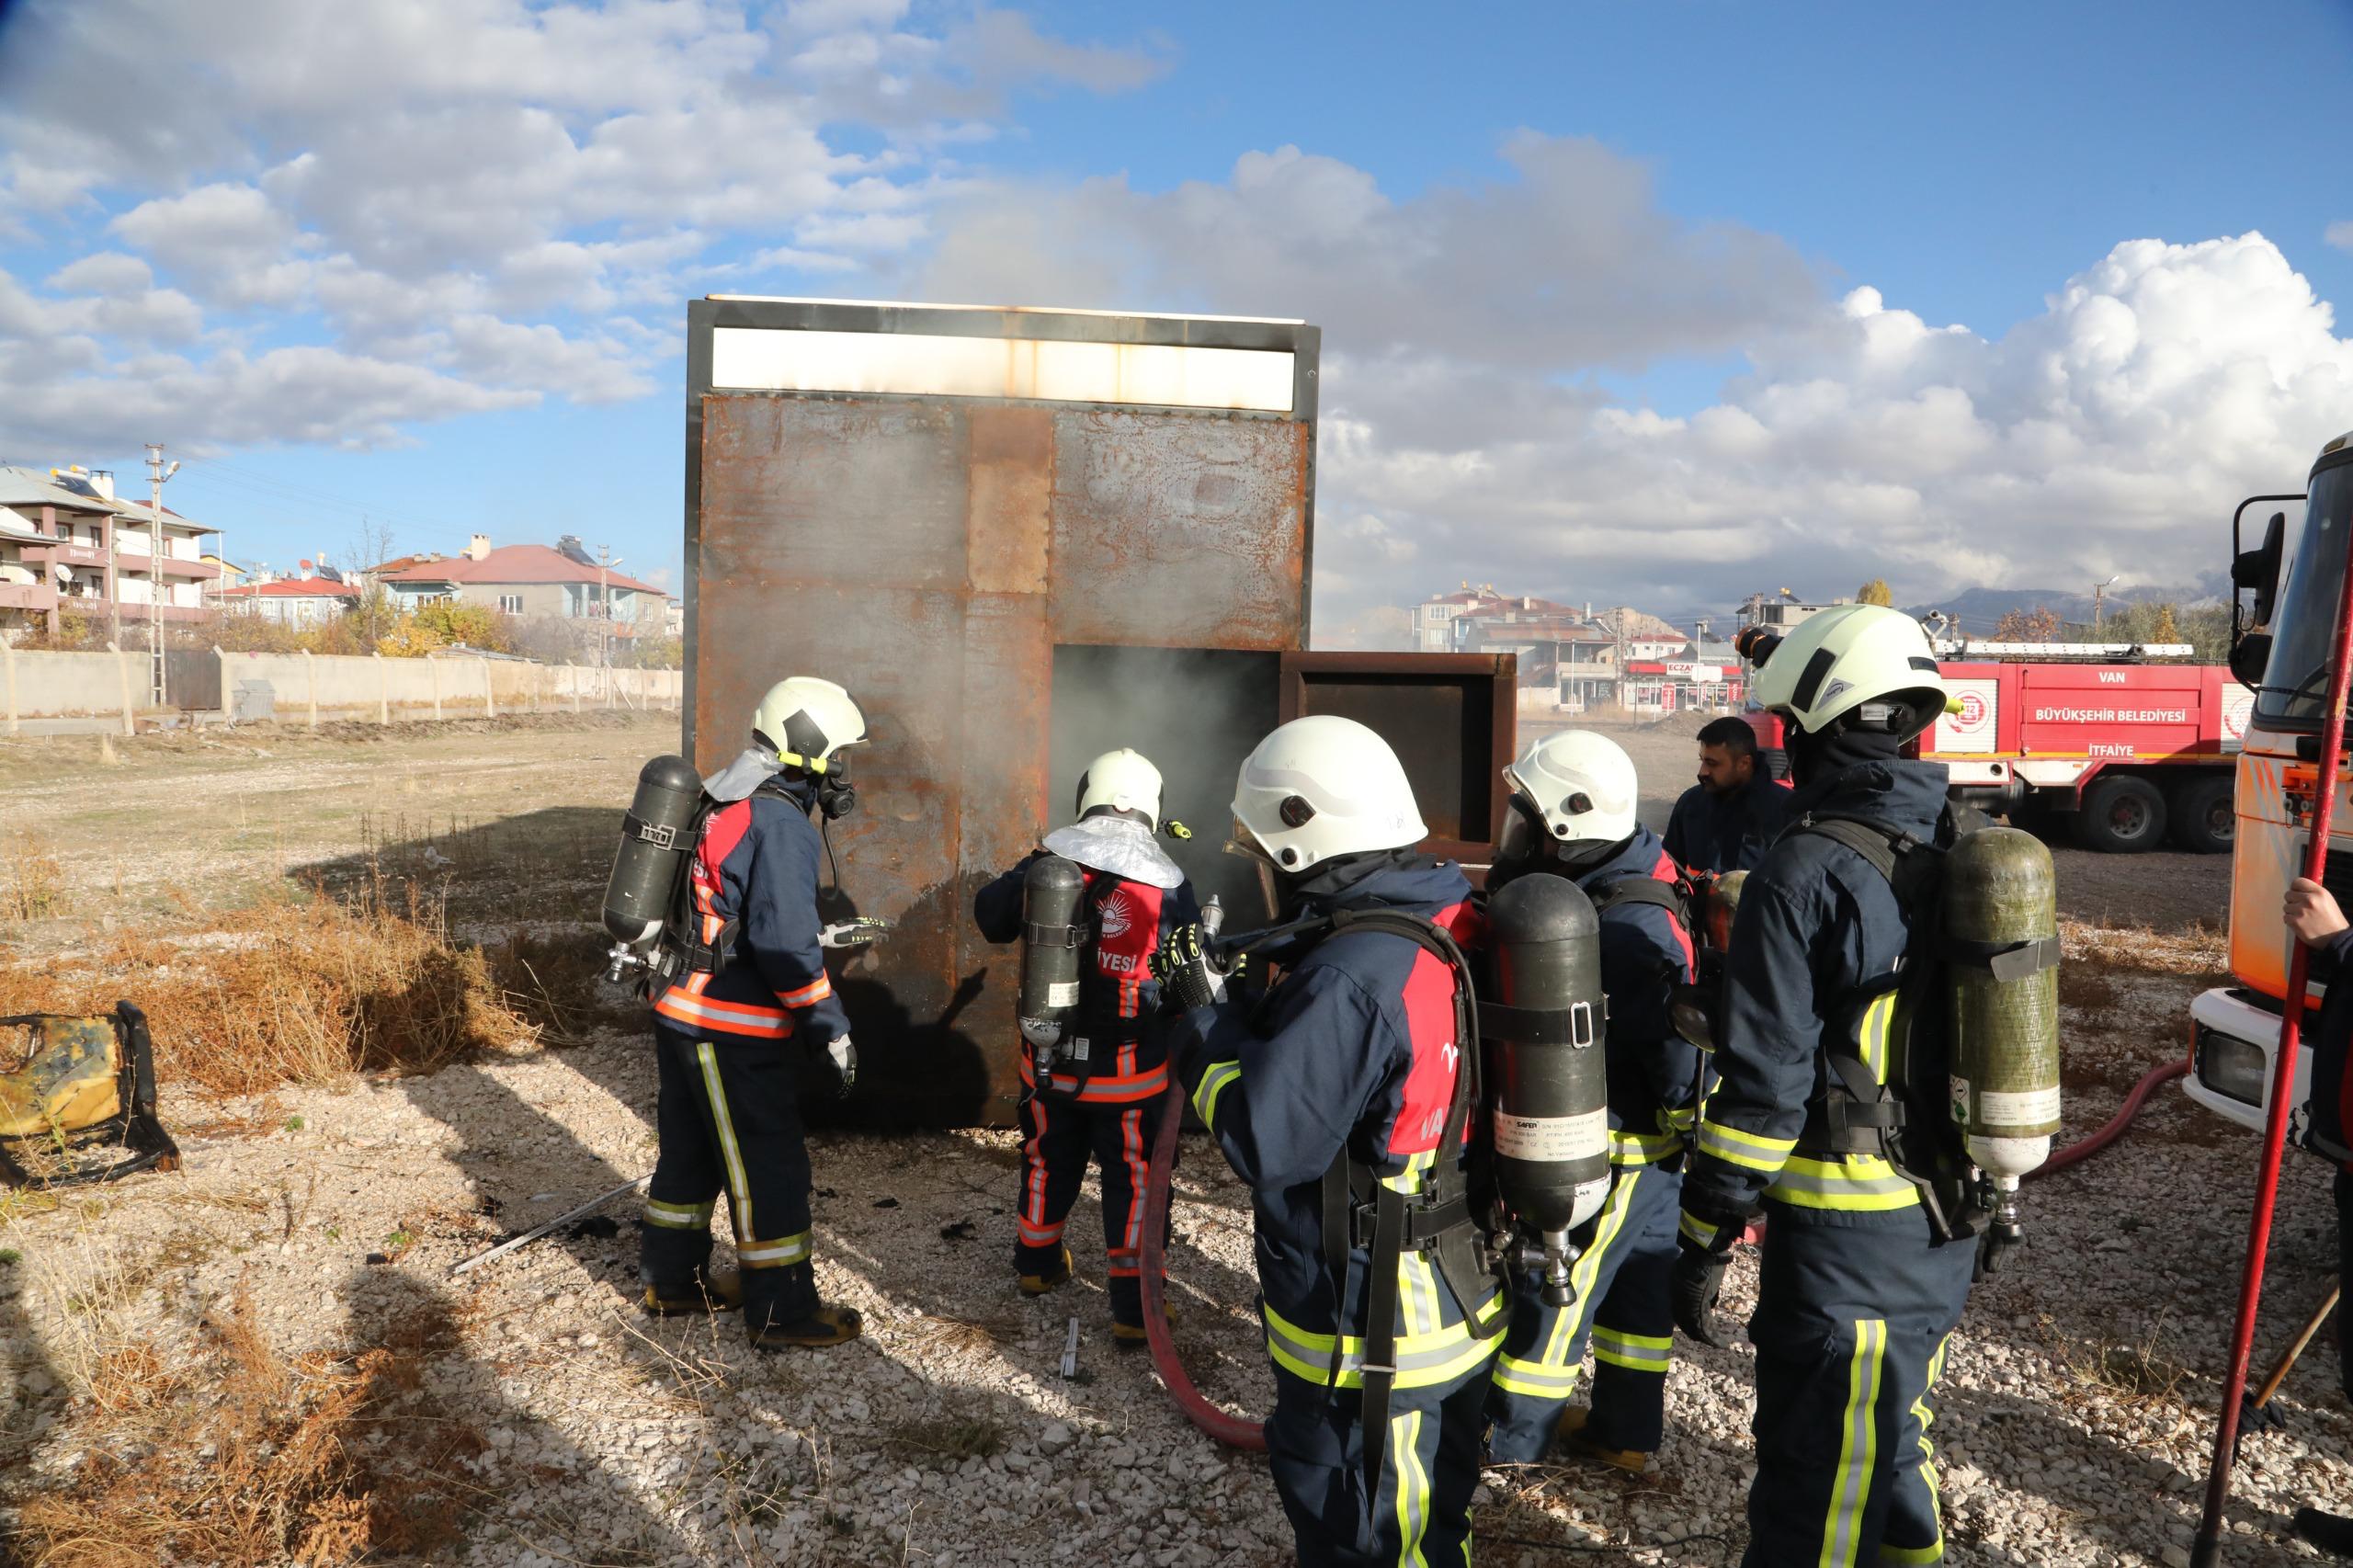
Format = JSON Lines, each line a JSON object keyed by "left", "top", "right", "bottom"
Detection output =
{"left": 1749, "top": 603, "right": 1949, "bottom": 743}
{"left": 1504, "top": 730, "right": 1640, "bottom": 847}
{"left": 1231, "top": 715, "right": 1427, "bottom": 873}
{"left": 751, "top": 676, "right": 867, "bottom": 774}
{"left": 1074, "top": 748, "right": 1163, "bottom": 830}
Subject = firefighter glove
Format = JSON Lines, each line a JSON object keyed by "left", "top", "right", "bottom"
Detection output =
{"left": 824, "top": 1034, "right": 857, "bottom": 1097}
{"left": 1670, "top": 1240, "right": 1733, "bottom": 1349}
{"left": 1153, "top": 924, "right": 1228, "bottom": 1012}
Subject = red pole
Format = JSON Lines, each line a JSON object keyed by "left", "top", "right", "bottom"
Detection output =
{"left": 2192, "top": 520, "right": 2353, "bottom": 1565}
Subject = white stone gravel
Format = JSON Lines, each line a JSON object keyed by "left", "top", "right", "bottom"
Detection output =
{"left": 1, "top": 920, "right": 2346, "bottom": 1566}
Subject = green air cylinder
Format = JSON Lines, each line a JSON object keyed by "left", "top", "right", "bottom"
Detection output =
{"left": 1945, "top": 824, "right": 2063, "bottom": 1184}
{"left": 1485, "top": 871, "right": 1610, "bottom": 1306}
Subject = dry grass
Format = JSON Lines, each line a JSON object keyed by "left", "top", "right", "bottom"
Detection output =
{"left": 0, "top": 881, "right": 539, "bottom": 1101}
{"left": 9, "top": 1286, "right": 482, "bottom": 1567}
{"left": 2, "top": 830, "right": 68, "bottom": 923}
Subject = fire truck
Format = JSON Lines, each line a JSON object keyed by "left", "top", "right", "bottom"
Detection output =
{"left": 2184, "top": 426, "right": 2353, "bottom": 1133}
{"left": 1920, "top": 640, "right": 2252, "bottom": 854}
{"left": 1737, "top": 620, "right": 2248, "bottom": 854}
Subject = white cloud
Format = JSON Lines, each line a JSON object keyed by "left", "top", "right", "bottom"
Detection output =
{"left": 915, "top": 145, "right": 2351, "bottom": 624}
{"left": 2328, "top": 220, "right": 2353, "bottom": 254}
{"left": 0, "top": 0, "right": 1165, "bottom": 457}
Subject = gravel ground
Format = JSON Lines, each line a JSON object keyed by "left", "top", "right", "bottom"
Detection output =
{"left": 0, "top": 714, "right": 2317, "bottom": 1566}
{"left": 5, "top": 917, "right": 2345, "bottom": 1568}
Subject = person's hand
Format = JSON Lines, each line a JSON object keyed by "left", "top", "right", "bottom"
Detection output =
{"left": 2287, "top": 878, "right": 2349, "bottom": 948}
{"left": 1670, "top": 1236, "right": 1734, "bottom": 1347}
{"left": 824, "top": 1034, "right": 857, "bottom": 1096}
{"left": 1153, "top": 924, "right": 1227, "bottom": 1011}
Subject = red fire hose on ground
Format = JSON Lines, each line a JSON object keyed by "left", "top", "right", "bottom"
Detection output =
{"left": 1138, "top": 1079, "right": 1265, "bottom": 1449}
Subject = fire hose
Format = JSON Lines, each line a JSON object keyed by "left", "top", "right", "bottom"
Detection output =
{"left": 1138, "top": 1078, "right": 1266, "bottom": 1449}
{"left": 2029, "top": 1056, "right": 2191, "bottom": 1181}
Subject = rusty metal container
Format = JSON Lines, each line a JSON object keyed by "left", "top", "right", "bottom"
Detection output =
{"left": 684, "top": 298, "right": 1513, "bottom": 1125}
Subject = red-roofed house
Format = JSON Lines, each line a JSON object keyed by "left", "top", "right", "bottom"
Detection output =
{"left": 216, "top": 572, "right": 361, "bottom": 628}
{"left": 372, "top": 534, "right": 669, "bottom": 632}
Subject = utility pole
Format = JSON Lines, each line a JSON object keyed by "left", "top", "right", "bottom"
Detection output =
{"left": 145, "top": 444, "right": 180, "bottom": 708}
{"left": 2093, "top": 574, "right": 2120, "bottom": 638}
{"left": 593, "top": 544, "right": 623, "bottom": 670}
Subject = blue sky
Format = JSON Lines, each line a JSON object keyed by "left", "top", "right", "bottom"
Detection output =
{"left": 3, "top": 0, "right": 2349, "bottom": 634}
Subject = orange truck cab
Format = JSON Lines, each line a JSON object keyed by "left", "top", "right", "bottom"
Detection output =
{"left": 2185, "top": 428, "right": 2353, "bottom": 1132}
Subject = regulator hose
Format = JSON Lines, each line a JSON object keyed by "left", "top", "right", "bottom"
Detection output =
{"left": 1138, "top": 1080, "right": 1267, "bottom": 1450}
{"left": 2026, "top": 1056, "right": 2190, "bottom": 1181}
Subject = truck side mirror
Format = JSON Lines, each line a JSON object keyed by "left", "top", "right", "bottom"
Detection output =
{"left": 2228, "top": 631, "right": 2272, "bottom": 692}
{"left": 2232, "top": 511, "right": 2287, "bottom": 627}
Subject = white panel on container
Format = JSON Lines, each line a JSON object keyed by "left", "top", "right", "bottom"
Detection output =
{"left": 710, "top": 328, "right": 1295, "bottom": 413}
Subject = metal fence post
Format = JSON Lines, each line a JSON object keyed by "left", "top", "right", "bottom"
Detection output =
{"left": 375, "top": 652, "right": 390, "bottom": 725}
{"left": 108, "top": 641, "right": 134, "bottom": 735}
{"left": 482, "top": 658, "right": 495, "bottom": 719}
{"left": 302, "top": 648, "right": 318, "bottom": 730}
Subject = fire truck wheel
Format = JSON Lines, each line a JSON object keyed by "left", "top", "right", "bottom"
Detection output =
{"left": 2073, "top": 774, "right": 2167, "bottom": 854}
{"left": 2166, "top": 774, "right": 2235, "bottom": 855}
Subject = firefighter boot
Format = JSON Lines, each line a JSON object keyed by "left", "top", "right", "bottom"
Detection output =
{"left": 750, "top": 1305, "right": 864, "bottom": 1352}
{"left": 1018, "top": 1244, "right": 1074, "bottom": 1296}
{"left": 642, "top": 1268, "right": 745, "bottom": 1318}
{"left": 1556, "top": 1406, "right": 1650, "bottom": 1473}
{"left": 1111, "top": 1302, "right": 1176, "bottom": 1350}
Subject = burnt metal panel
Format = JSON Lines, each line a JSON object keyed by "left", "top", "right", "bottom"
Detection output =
{"left": 1279, "top": 653, "right": 1518, "bottom": 869}
{"left": 1047, "top": 410, "right": 1309, "bottom": 652}
{"left": 688, "top": 306, "right": 1320, "bottom": 1126}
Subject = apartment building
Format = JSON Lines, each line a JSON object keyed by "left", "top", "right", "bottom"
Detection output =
{"left": 0, "top": 465, "right": 219, "bottom": 640}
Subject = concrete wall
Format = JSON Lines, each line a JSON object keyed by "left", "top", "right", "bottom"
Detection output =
{"left": 1, "top": 644, "right": 139, "bottom": 725}
{"left": 1, "top": 644, "right": 680, "bottom": 732}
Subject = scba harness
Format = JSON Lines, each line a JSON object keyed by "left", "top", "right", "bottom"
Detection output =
{"left": 1781, "top": 805, "right": 2058, "bottom": 1249}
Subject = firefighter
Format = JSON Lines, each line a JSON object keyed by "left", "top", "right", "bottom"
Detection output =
{"left": 639, "top": 676, "right": 865, "bottom": 1350}
{"left": 972, "top": 749, "right": 1200, "bottom": 1345}
{"left": 2282, "top": 872, "right": 2353, "bottom": 1558}
{"left": 1157, "top": 715, "right": 1501, "bottom": 1568}
{"left": 1662, "top": 715, "right": 1794, "bottom": 874}
{"left": 1671, "top": 604, "right": 1972, "bottom": 1567}
{"left": 1483, "top": 731, "right": 1699, "bottom": 1470}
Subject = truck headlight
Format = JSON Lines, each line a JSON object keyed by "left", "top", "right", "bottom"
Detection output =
{"left": 2196, "top": 1027, "right": 2269, "bottom": 1106}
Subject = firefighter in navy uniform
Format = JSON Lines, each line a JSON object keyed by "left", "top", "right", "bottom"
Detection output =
{"left": 972, "top": 749, "right": 1200, "bottom": 1344}
{"left": 1672, "top": 604, "right": 1972, "bottom": 1567}
{"left": 1156, "top": 716, "right": 1503, "bottom": 1568}
{"left": 1483, "top": 731, "right": 1699, "bottom": 1470}
{"left": 639, "top": 676, "right": 866, "bottom": 1350}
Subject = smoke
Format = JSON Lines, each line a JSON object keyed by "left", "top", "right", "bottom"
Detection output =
{"left": 1046, "top": 644, "right": 1280, "bottom": 918}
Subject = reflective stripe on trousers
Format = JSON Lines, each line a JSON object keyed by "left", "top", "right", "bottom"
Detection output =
{"left": 1744, "top": 1204, "right": 1972, "bottom": 1568}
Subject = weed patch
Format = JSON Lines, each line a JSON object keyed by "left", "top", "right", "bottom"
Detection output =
{"left": 1, "top": 830, "right": 67, "bottom": 923}
{"left": 7, "top": 1285, "right": 483, "bottom": 1566}
{"left": 0, "top": 885, "right": 537, "bottom": 1098}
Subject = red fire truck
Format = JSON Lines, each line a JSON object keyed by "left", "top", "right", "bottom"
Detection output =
{"left": 1921, "top": 642, "right": 2251, "bottom": 854}
{"left": 1740, "top": 630, "right": 2249, "bottom": 854}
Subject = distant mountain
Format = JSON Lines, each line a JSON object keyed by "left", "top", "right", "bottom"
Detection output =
{"left": 1904, "top": 580, "right": 2222, "bottom": 638}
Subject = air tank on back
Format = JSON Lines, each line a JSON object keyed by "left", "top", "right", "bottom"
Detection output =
{"left": 602, "top": 755, "right": 706, "bottom": 982}
{"left": 1017, "top": 856, "right": 1088, "bottom": 1078}
{"left": 1945, "top": 824, "right": 2063, "bottom": 1262}
{"left": 1483, "top": 871, "right": 1611, "bottom": 1307}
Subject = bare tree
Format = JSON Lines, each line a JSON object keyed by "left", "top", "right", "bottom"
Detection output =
{"left": 346, "top": 514, "right": 401, "bottom": 650}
